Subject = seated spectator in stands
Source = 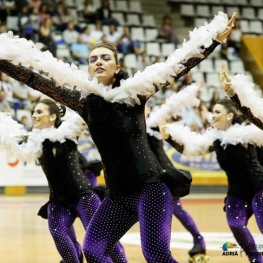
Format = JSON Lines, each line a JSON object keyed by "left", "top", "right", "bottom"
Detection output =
{"left": 18, "top": 5, "right": 39, "bottom": 41}
{"left": 52, "top": 2, "right": 67, "bottom": 32}
{"left": 12, "top": 80, "right": 38, "bottom": 111}
{"left": 0, "top": 72, "right": 14, "bottom": 105}
{"left": 88, "top": 20, "right": 104, "bottom": 45}
{"left": 96, "top": 0, "right": 118, "bottom": 26}
{"left": 81, "top": 0, "right": 97, "bottom": 24}
{"left": 28, "top": 0, "right": 42, "bottom": 12}
{"left": 63, "top": 6, "right": 80, "bottom": 31}
{"left": 0, "top": 88, "right": 11, "bottom": 112}
{"left": 62, "top": 21, "right": 79, "bottom": 46}
{"left": 157, "top": 15, "right": 179, "bottom": 46}
{"left": 136, "top": 51, "right": 150, "bottom": 71}
{"left": 3, "top": 0, "right": 17, "bottom": 16}
{"left": 70, "top": 35, "right": 90, "bottom": 65}
{"left": 227, "top": 19, "right": 242, "bottom": 56}
{"left": 19, "top": 115, "right": 30, "bottom": 130}
{"left": 105, "top": 23, "right": 121, "bottom": 46}
{"left": 117, "top": 26, "right": 142, "bottom": 55}
{"left": 38, "top": 3, "right": 51, "bottom": 25}
{"left": 81, "top": 26, "right": 92, "bottom": 45}
{"left": 42, "top": 0, "right": 56, "bottom": 14}
{"left": 39, "top": 17, "right": 57, "bottom": 56}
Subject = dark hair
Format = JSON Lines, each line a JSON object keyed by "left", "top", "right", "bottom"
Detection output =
{"left": 89, "top": 42, "right": 119, "bottom": 64}
{"left": 36, "top": 99, "right": 65, "bottom": 128}
{"left": 216, "top": 98, "right": 244, "bottom": 125}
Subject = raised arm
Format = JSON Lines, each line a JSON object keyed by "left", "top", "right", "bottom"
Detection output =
{"left": 220, "top": 61, "right": 263, "bottom": 130}
{"left": 108, "top": 12, "right": 237, "bottom": 105}
{"left": 146, "top": 82, "right": 200, "bottom": 128}
{"left": 159, "top": 120, "right": 215, "bottom": 157}
{"left": 0, "top": 60, "right": 85, "bottom": 114}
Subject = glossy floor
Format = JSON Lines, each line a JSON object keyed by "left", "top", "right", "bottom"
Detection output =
{"left": 0, "top": 194, "right": 261, "bottom": 263}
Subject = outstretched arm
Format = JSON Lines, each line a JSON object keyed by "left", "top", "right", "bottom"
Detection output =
{"left": 220, "top": 61, "right": 263, "bottom": 130}
{"left": 0, "top": 60, "right": 85, "bottom": 114}
{"left": 110, "top": 12, "right": 237, "bottom": 105}
{"left": 159, "top": 120, "right": 215, "bottom": 156}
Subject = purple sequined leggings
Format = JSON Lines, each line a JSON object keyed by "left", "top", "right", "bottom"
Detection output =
{"left": 226, "top": 189, "right": 263, "bottom": 263}
{"left": 48, "top": 193, "right": 127, "bottom": 263}
{"left": 173, "top": 199, "right": 205, "bottom": 251}
{"left": 83, "top": 182, "right": 178, "bottom": 263}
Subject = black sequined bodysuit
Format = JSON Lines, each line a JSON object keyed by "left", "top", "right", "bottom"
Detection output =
{"left": 38, "top": 139, "right": 92, "bottom": 204}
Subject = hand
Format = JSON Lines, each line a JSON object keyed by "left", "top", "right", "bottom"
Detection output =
{"left": 159, "top": 119, "right": 169, "bottom": 140}
{"left": 219, "top": 61, "right": 232, "bottom": 91}
{"left": 216, "top": 12, "right": 237, "bottom": 43}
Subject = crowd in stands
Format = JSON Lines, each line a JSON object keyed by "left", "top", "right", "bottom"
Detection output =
{"left": 0, "top": 0, "right": 244, "bottom": 132}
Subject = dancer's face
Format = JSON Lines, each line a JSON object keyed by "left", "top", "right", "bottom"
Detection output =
{"left": 212, "top": 104, "right": 232, "bottom": 130}
{"left": 32, "top": 103, "right": 56, "bottom": 130}
{"left": 88, "top": 47, "right": 120, "bottom": 86}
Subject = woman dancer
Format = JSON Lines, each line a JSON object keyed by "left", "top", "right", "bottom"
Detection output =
{"left": 145, "top": 83, "right": 208, "bottom": 262}
{"left": 0, "top": 12, "right": 236, "bottom": 263}
{"left": 0, "top": 99, "right": 127, "bottom": 263}
{"left": 160, "top": 98, "right": 263, "bottom": 263}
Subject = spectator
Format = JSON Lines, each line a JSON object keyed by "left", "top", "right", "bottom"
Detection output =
{"left": 81, "top": 26, "right": 92, "bottom": 45}
{"left": 12, "top": 80, "right": 38, "bottom": 111}
{"left": 81, "top": 0, "right": 97, "bottom": 24}
{"left": 28, "top": 0, "right": 42, "bottom": 12}
{"left": 157, "top": 15, "right": 179, "bottom": 46}
{"left": 70, "top": 35, "right": 90, "bottom": 65}
{"left": 105, "top": 23, "right": 120, "bottom": 46}
{"left": 136, "top": 51, "right": 150, "bottom": 71}
{"left": 0, "top": 72, "right": 14, "bottom": 104}
{"left": 38, "top": 3, "right": 51, "bottom": 25}
{"left": 39, "top": 17, "right": 57, "bottom": 56}
{"left": 117, "top": 26, "right": 142, "bottom": 55}
{"left": 88, "top": 20, "right": 104, "bottom": 45}
{"left": 19, "top": 115, "right": 30, "bottom": 130}
{"left": 18, "top": 5, "right": 39, "bottom": 41}
{"left": 62, "top": 20, "right": 79, "bottom": 46}
{"left": 0, "top": 88, "right": 11, "bottom": 112}
{"left": 96, "top": 0, "right": 118, "bottom": 26}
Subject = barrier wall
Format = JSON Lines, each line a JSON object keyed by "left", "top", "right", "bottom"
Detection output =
{"left": 0, "top": 140, "right": 227, "bottom": 187}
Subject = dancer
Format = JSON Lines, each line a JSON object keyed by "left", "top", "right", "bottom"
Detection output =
{"left": 0, "top": 12, "right": 236, "bottom": 263}
{"left": 0, "top": 99, "right": 127, "bottom": 263}
{"left": 145, "top": 83, "right": 208, "bottom": 263}
{"left": 160, "top": 98, "right": 263, "bottom": 263}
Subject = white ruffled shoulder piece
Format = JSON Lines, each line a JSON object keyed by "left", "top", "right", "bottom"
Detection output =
{"left": 165, "top": 121, "right": 220, "bottom": 157}
{"left": 0, "top": 12, "right": 228, "bottom": 106}
{"left": 220, "top": 123, "right": 263, "bottom": 147}
{"left": 230, "top": 74, "right": 263, "bottom": 121}
{"left": 0, "top": 111, "right": 86, "bottom": 162}
{"left": 146, "top": 83, "right": 200, "bottom": 128}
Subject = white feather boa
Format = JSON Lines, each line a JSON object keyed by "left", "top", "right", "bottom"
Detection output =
{"left": 0, "top": 12, "right": 228, "bottom": 106}
{"left": 165, "top": 122, "right": 263, "bottom": 157}
{"left": 227, "top": 74, "right": 263, "bottom": 121}
{"left": 0, "top": 111, "right": 87, "bottom": 162}
{"left": 146, "top": 83, "right": 200, "bottom": 128}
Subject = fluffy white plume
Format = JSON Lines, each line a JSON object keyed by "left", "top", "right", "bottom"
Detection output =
{"left": 0, "top": 12, "right": 228, "bottom": 106}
